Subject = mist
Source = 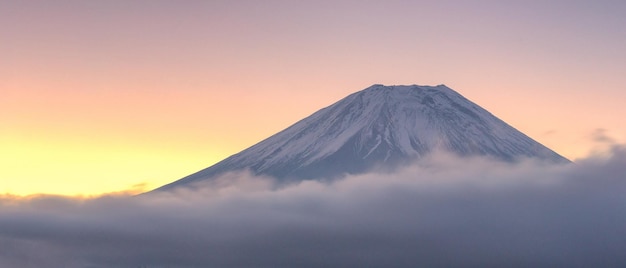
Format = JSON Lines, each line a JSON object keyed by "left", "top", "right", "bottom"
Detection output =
{"left": 1, "top": 147, "right": 626, "bottom": 267}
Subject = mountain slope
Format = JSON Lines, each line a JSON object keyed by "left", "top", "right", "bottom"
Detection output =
{"left": 156, "top": 84, "right": 568, "bottom": 191}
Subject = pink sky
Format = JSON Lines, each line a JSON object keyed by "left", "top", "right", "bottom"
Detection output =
{"left": 2, "top": 1, "right": 625, "bottom": 195}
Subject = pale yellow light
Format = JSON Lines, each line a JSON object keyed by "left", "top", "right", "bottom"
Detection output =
{"left": 0, "top": 134, "right": 223, "bottom": 196}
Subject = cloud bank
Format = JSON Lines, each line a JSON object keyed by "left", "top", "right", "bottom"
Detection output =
{"left": 1, "top": 147, "right": 626, "bottom": 267}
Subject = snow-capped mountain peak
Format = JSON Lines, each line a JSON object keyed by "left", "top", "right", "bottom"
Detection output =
{"left": 155, "top": 84, "right": 568, "bottom": 191}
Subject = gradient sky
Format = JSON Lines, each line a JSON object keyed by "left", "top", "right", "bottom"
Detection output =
{"left": 2, "top": 0, "right": 625, "bottom": 195}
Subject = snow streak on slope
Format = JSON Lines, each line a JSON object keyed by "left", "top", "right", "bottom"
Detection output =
{"left": 157, "top": 84, "right": 568, "bottom": 191}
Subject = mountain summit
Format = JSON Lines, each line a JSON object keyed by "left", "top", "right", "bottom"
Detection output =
{"left": 156, "top": 84, "right": 568, "bottom": 191}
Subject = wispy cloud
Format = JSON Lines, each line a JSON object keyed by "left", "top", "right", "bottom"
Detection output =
{"left": 1, "top": 148, "right": 626, "bottom": 267}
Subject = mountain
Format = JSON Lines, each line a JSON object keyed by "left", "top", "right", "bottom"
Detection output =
{"left": 156, "top": 84, "right": 569, "bottom": 191}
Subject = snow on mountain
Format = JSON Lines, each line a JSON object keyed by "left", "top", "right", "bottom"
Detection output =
{"left": 155, "top": 84, "right": 569, "bottom": 191}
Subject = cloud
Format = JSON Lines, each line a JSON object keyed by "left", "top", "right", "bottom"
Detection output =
{"left": 1, "top": 148, "right": 626, "bottom": 267}
{"left": 591, "top": 128, "right": 617, "bottom": 144}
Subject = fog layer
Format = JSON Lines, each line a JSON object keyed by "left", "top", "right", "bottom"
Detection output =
{"left": 1, "top": 148, "right": 626, "bottom": 267}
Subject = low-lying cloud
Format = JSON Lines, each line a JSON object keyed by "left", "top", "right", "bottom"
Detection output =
{"left": 2, "top": 147, "right": 626, "bottom": 267}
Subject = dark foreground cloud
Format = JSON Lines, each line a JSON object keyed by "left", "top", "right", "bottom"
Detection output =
{"left": 2, "top": 148, "right": 626, "bottom": 268}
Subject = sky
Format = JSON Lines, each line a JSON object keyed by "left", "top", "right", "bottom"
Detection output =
{"left": 2, "top": 0, "right": 626, "bottom": 195}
